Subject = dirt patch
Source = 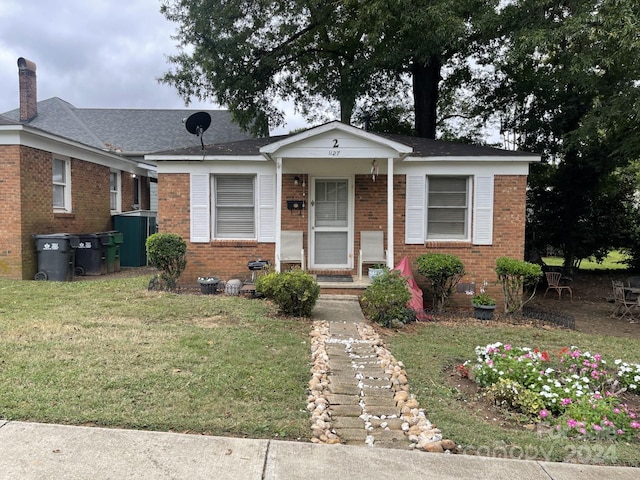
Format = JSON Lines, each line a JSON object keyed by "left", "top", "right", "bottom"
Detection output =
{"left": 527, "top": 270, "right": 640, "bottom": 340}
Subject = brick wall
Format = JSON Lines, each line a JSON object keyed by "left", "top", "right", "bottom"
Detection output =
{"left": 0, "top": 146, "right": 23, "bottom": 278}
{"left": 0, "top": 145, "right": 124, "bottom": 279}
{"left": 158, "top": 172, "right": 528, "bottom": 295}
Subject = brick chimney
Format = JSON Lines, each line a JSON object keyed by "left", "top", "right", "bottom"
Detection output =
{"left": 17, "top": 57, "right": 37, "bottom": 122}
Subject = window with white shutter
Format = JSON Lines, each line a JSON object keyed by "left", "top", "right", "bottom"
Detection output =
{"left": 426, "top": 177, "right": 469, "bottom": 240}
{"left": 214, "top": 175, "right": 255, "bottom": 239}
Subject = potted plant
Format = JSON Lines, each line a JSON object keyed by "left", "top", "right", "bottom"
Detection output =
{"left": 368, "top": 263, "right": 387, "bottom": 280}
{"left": 469, "top": 280, "right": 496, "bottom": 320}
{"left": 197, "top": 275, "right": 220, "bottom": 295}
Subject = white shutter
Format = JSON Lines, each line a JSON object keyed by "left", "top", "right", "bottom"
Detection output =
{"left": 473, "top": 175, "right": 494, "bottom": 245}
{"left": 405, "top": 175, "right": 425, "bottom": 244}
{"left": 190, "top": 173, "right": 210, "bottom": 243}
{"left": 258, "top": 174, "right": 276, "bottom": 242}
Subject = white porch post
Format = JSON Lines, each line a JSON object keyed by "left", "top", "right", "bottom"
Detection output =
{"left": 275, "top": 157, "right": 283, "bottom": 272}
{"left": 387, "top": 157, "right": 394, "bottom": 268}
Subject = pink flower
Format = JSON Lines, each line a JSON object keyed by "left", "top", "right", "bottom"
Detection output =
{"left": 539, "top": 409, "right": 549, "bottom": 419}
{"left": 561, "top": 398, "right": 572, "bottom": 406}
{"left": 592, "top": 424, "right": 602, "bottom": 431}
{"left": 504, "top": 344, "right": 512, "bottom": 351}
{"left": 630, "top": 421, "right": 640, "bottom": 429}
{"left": 567, "top": 419, "right": 578, "bottom": 428}
{"left": 579, "top": 428, "right": 586, "bottom": 434}
{"left": 618, "top": 429, "right": 624, "bottom": 435}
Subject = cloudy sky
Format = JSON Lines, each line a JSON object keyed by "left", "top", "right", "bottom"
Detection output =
{"left": 0, "top": 0, "right": 306, "bottom": 134}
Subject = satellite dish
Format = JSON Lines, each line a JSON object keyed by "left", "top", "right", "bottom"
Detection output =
{"left": 184, "top": 111, "right": 211, "bottom": 150}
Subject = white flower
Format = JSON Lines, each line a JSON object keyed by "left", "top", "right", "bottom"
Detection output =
{"left": 614, "top": 359, "right": 622, "bottom": 365}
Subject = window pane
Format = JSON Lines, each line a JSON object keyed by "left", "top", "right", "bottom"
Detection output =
{"left": 215, "top": 176, "right": 254, "bottom": 238}
{"left": 53, "top": 159, "right": 65, "bottom": 183}
{"left": 427, "top": 177, "right": 468, "bottom": 239}
{"left": 53, "top": 185, "right": 65, "bottom": 208}
{"left": 315, "top": 232, "right": 348, "bottom": 264}
{"left": 315, "top": 180, "right": 348, "bottom": 227}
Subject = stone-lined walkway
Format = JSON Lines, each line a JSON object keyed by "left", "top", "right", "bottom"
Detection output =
{"left": 308, "top": 296, "right": 456, "bottom": 452}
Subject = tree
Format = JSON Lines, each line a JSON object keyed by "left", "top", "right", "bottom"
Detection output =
{"left": 160, "top": 0, "right": 382, "bottom": 134}
{"left": 477, "top": 0, "right": 640, "bottom": 267}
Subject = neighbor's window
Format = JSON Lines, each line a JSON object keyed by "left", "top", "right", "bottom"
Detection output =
{"left": 110, "top": 171, "right": 121, "bottom": 212}
{"left": 214, "top": 175, "right": 255, "bottom": 239}
{"left": 426, "top": 176, "right": 469, "bottom": 240}
{"left": 53, "top": 157, "right": 71, "bottom": 211}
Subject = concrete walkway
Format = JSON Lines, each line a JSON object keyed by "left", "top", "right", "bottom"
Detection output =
{"left": 0, "top": 295, "right": 638, "bottom": 478}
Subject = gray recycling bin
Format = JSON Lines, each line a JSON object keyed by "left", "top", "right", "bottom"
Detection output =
{"left": 33, "top": 233, "right": 79, "bottom": 281}
{"left": 74, "top": 233, "right": 109, "bottom": 276}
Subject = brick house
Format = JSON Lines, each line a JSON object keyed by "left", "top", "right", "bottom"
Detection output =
{"left": 149, "top": 122, "right": 539, "bottom": 305}
{"left": 0, "top": 57, "right": 252, "bottom": 280}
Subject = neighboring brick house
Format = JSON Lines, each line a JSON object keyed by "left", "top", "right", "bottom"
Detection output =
{"left": 149, "top": 122, "right": 539, "bottom": 305}
{"left": 0, "top": 57, "right": 253, "bottom": 280}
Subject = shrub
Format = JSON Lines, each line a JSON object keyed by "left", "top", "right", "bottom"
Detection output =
{"left": 416, "top": 253, "right": 465, "bottom": 311}
{"left": 495, "top": 257, "right": 542, "bottom": 314}
{"left": 361, "top": 270, "right": 414, "bottom": 327}
{"left": 255, "top": 269, "right": 320, "bottom": 317}
{"left": 145, "top": 233, "right": 187, "bottom": 291}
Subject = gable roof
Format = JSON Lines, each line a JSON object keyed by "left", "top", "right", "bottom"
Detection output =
{"left": 1, "top": 97, "right": 253, "bottom": 154}
{"left": 149, "top": 121, "right": 539, "bottom": 161}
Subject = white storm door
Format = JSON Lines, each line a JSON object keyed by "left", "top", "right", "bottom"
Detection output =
{"left": 310, "top": 178, "right": 352, "bottom": 269}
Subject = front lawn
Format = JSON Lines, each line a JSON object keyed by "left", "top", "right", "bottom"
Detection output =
{"left": 384, "top": 323, "right": 640, "bottom": 466}
{"left": 0, "top": 276, "right": 310, "bottom": 439}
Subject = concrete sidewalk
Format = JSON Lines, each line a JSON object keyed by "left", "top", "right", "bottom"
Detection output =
{"left": 0, "top": 421, "right": 638, "bottom": 480}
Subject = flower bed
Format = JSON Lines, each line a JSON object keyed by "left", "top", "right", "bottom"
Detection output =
{"left": 462, "top": 342, "right": 640, "bottom": 441}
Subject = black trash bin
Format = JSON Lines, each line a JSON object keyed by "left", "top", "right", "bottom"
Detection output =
{"left": 33, "top": 233, "right": 79, "bottom": 281}
{"left": 74, "top": 233, "right": 107, "bottom": 276}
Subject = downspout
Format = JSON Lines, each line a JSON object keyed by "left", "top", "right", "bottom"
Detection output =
{"left": 275, "top": 156, "right": 283, "bottom": 272}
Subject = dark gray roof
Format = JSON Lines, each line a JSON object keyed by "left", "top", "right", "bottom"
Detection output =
{"left": 152, "top": 128, "right": 536, "bottom": 158}
{"left": 1, "top": 97, "right": 253, "bottom": 153}
{"left": 0, "top": 114, "right": 20, "bottom": 126}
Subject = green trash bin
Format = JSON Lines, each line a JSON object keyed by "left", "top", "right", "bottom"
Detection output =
{"left": 100, "top": 231, "right": 123, "bottom": 274}
{"left": 33, "top": 233, "right": 79, "bottom": 281}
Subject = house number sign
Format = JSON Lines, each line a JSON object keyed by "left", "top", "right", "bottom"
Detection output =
{"left": 329, "top": 138, "right": 340, "bottom": 156}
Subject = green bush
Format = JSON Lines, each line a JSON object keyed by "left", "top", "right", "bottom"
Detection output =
{"left": 415, "top": 253, "right": 465, "bottom": 311}
{"left": 255, "top": 269, "right": 320, "bottom": 317}
{"left": 495, "top": 257, "right": 543, "bottom": 314}
{"left": 361, "top": 270, "right": 414, "bottom": 327}
{"left": 484, "top": 378, "right": 546, "bottom": 417}
{"left": 145, "top": 233, "right": 187, "bottom": 291}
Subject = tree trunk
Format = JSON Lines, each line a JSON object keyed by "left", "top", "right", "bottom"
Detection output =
{"left": 412, "top": 57, "right": 442, "bottom": 139}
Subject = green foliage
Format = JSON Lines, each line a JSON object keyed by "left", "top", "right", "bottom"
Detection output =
{"left": 484, "top": 378, "right": 546, "bottom": 417}
{"left": 416, "top": 253, "right": 465, "bottom": 311}
{"left": 255, "top": 270, "right": 320, "bottom": 317}
{"left": 495, "top": 257, "right": 542, "bottom": 314}
{"left": 145, "top": 233, "right": 187, "bottom": 291}
{"left": 471, "top": 292, "right": 496, "bottom": 306}
{"left": 361, "top": 270, "right": 414, "bottom": 328}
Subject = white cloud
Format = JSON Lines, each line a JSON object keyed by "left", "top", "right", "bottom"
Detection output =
{"left": 0, "top": 0, "right": 308, "bottom": 134}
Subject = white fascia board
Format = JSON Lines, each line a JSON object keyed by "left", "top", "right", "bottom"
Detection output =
{"left": 157, "top": 161, "right": 276, "bottom": 175}
{"left": 260, "top": 121, "right": 413, "bottom": 155}
{"left": 403, "top": 155, "right": 541, "bottom": 163}
{"left": 1, "top": 126, "right": 148, "bottom": 175}
{"left": 147, "top": 155, "right": 266, "bottom": 162}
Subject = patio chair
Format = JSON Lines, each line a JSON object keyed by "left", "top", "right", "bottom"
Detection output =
{"left": 280, "top": 231, "right": 305, "bottom": 271}
{"left": 612, "top": 280, "right": 640, "bottom": 320}
{"left": 358, "top": 231, "right": 387, "bottom": 280}
{"left": 543, "top": 271, "right": 573, "bottom": 301}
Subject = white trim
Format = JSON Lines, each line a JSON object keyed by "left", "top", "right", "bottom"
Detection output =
{"left": 52, "top": 155, "right": 72, "bottom": 213}
{"left": 309, "top": 176, "right": 354, "bottom": 269}
{"left": 257, "top": 174, "right": 276, "bottom": 242}
{"left": 190, "top": 173, "right": 211, "bottom": 243}
{"left": 109, "top": 170, "right": 122, "bottom": 214}
{"left": 403, "top": 155, "right": 540, "bottom": 162}
{"left": 472, "top": 175, "right": 494, "bottom": 245}
{"left": 405, "top": 175, "right": 426, "bottom": 244}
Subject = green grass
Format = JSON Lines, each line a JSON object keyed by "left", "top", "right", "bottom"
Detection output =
{"left": 0, "top": 277, "right": 311, "bottom": 439}
{"left": 543, "top": 250, "right": 630, "bottom": 270}
{"left": 384, "top": 323, "right": 640, "bottom": 466}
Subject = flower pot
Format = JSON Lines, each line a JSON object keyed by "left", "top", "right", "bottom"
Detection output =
{"left": 368, "top": 268, "right": 385, "bottom": 280}
{"left": 198, "top": 277, "right": 220, "bottom": 295}
{"left": 472, "top": 304, "right": 496, "bottom": 320}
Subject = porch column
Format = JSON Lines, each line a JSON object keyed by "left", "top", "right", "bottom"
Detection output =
{"left": 275, "top": 157, "right": 283, "bottom": 272}
{"left": 387, "top": 157, "right": 394, "bottom": 268}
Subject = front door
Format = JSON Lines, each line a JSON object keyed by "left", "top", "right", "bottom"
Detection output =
{"left": 310, "top": 178, "right": 352, "bottom": 269}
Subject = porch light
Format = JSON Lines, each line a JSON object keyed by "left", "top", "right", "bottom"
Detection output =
{"left": 371, "top": 160, "right": 379, "bottom": 181}
{"left": 294, "top": 176, "right": 300, "bottom": 186}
